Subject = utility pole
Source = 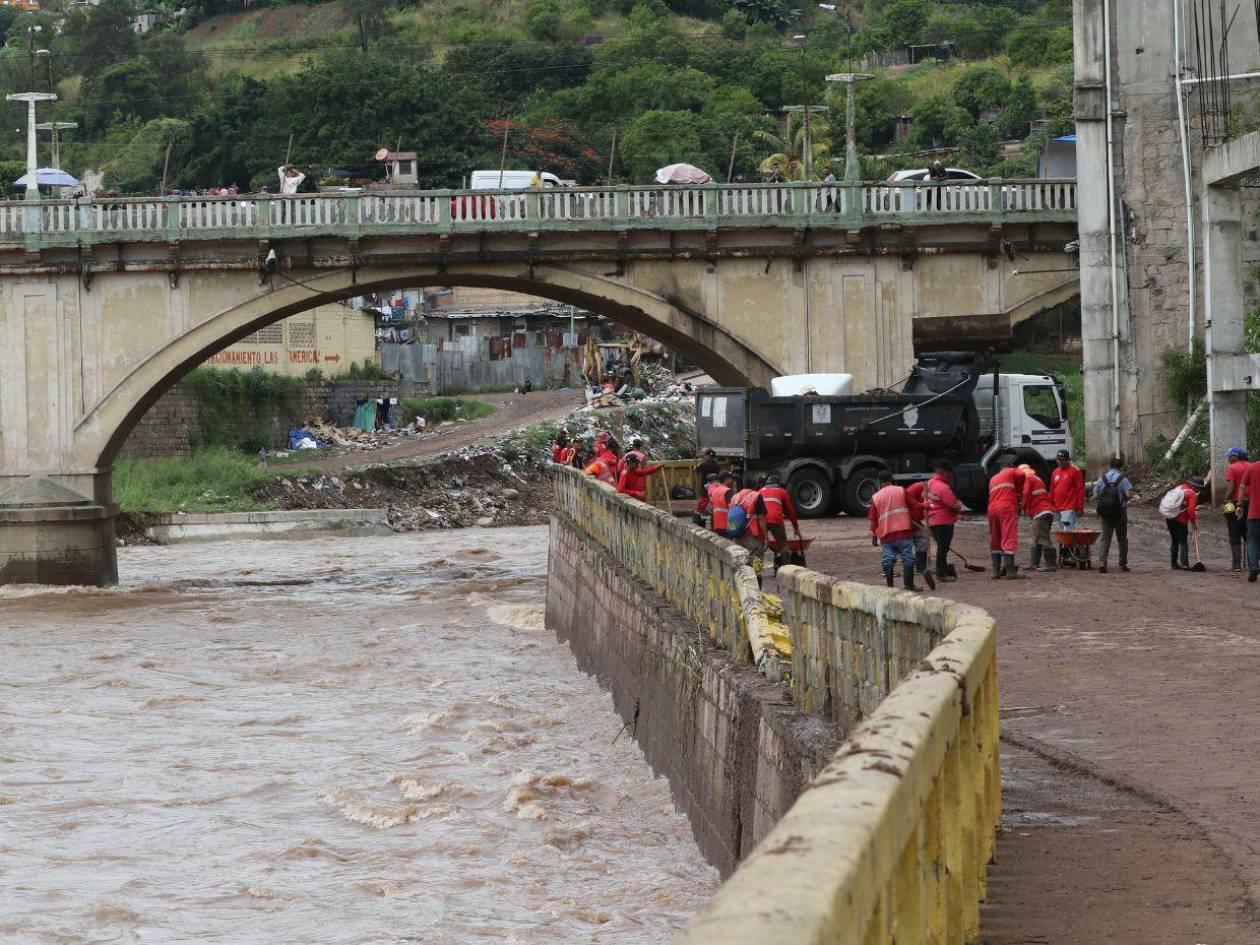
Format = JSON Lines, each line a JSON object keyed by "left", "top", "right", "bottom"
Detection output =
{"left": 35, "top": 120, "right": 76, "bottom": 170}
{"left": 825, "top": 73, "right": 873, "bottom": 182}
{"left": 792, "top": 35, "right": 812, "bottom": 179}
{"left": 7, "top": 29, "right": 54, "bottom": 205}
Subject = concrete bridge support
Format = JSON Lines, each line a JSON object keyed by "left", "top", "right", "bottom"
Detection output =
{"left": 1203, "top": 134, "right": 1260, "bottom": 497}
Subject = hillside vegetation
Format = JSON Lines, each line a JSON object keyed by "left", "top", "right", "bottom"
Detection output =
{"left": 0, "top": 0, "right": 1073, "bottom": 193}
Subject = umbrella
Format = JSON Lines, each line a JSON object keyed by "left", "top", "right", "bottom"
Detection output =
{"left": 13, "top": 168, "right": 81, "bottom": 189}
{"left": 654, "top": 163, "right": 712, "bottom": 185}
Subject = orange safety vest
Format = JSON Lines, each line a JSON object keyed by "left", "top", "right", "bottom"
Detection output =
{"left": 584, "top": 454, "right": 617, "bottom": 485}
{"left": 730, "top": 488, "right": 766, "bottom": 539}
{"left": 871, "top": 485, "right": 913, "bottom": 540}
{"left": 707, "top": 481, "right": 730, "bottom": 531}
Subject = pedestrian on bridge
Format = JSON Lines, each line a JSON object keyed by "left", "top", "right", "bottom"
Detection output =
{"left": 1020, "top": 464, "right": 1057, "bottom": 571}
{"left": 869, "top": 469, "right": 921, "bottom": 591}
{"left": 987, "top": 458, "right": 1026, "bottom": 579}
{"left": 1092, "top": 457, "right": 1134, "bottom": 574}
{"left": 925, "top": 459, "right": 963, "bottom": 583}
{"left": 278, "top": 165, "right": 305, "bottom": 195}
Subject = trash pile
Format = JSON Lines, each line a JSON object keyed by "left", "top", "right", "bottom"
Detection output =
{"left": 249, "top": 399, "right": 699, "bottom": 533}
{"left": 582, "top": 363, "right": 696, "bottom": 410}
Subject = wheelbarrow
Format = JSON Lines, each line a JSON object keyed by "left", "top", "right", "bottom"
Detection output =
{"left": 1053, "top": 528, "right": 1099, "bottom": 570}
{"left": 767, "top": 536, "right": 814, "bottom": 568}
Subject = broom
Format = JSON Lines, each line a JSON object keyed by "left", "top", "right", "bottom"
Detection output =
{"left": 949, "top": 548, "right": 987, "bottom": 572}
{"left": 1191, "top": 526, "right": 1207, "bottom": 571}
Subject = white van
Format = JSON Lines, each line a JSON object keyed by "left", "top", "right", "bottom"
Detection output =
{"left": 469, "top": 169, "right": 565, "bottom": 190}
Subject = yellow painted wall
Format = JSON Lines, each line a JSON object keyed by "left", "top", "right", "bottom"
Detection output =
{"left": 202, "top": 303, "right": 378, "bottom": 376}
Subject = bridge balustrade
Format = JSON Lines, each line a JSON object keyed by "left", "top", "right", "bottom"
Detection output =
{"left": 0, "top": 180, "right": 1076, "bottom": 246}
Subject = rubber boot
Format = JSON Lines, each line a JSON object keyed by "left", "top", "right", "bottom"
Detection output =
{"left": 902, "top": 563, "right": 920, "bottom": 592}
{"left": 1030, "top": 545, "right": 1042, "bottom": 571}
{"left": 1003, "top": 553, "right": 1026, "bottom": 579}
{"left": 991, "top": 553, "right": 1003, "bottom": 579}
{"left": 883, "top": 565, "right": 895, "bottom": 588}
{"left": 1043, "top": 547, "right": 1058, "bottom": 572}
{"left": 936, "top": 567, "right": 956, "bottom": 583}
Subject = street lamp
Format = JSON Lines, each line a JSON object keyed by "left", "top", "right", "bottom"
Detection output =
{"left": 826, "top": 72, "right": 873, "bottom": 182}
{"left": 791, "top": 34, "right": 816, "bottom": 179}
{"left": 7, "top": 34, "right": 55, "bottom": 205}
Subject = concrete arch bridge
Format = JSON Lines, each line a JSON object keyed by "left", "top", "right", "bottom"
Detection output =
{"left": 0, "top": 180, "right": 1078, "bottom": 584}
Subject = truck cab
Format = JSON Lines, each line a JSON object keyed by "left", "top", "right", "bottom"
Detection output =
{"left": 977, "top": 372, "right": 1070, "bottom": 463}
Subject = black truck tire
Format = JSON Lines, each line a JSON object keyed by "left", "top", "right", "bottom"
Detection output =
{"left": 788, "top": 468, "right": 835, "bottom": 519}
{"left": 841, "top": 465, "right": 884, "bottom": 517}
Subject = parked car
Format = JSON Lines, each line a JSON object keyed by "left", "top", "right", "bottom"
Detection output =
{"left": 886, "top": 167, "right": 983, "bottom": 182}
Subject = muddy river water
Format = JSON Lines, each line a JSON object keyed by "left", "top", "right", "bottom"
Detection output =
{"left": 0, "top": 526, "right": 717, "bottom": 944}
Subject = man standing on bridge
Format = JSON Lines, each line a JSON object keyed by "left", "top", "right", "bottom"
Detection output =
{"left": 987, "top": 458, "right": 1026, "bottom": 579}
{"left": 869, "top": 470, "right": 920, "bottom": 591}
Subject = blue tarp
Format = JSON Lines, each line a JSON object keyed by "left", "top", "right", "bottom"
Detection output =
{"left": 288, "top": 427, "right": 324, "bottom": 450}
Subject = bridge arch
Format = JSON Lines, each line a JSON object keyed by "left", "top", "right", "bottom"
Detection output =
{"left": 78, "top": 262, "right": 781, "bottom": 471}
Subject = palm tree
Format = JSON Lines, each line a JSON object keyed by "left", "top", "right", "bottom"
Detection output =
{"left": 753, "top": 113, "right": 833, "bottom": 181}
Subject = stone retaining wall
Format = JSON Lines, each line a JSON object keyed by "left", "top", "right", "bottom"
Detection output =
{"left": 547, "top": 516, "right": 836, "bottom": 875}
{"left": 547, "top": 468, "right": 1001, "bottom": 944}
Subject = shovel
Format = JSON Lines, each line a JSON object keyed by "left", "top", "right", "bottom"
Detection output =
{"left": 1191, "top": 527, "right": 1207, "bottom": 572}
{"left": 949, "top": 548, "right": 987, "bottom": 573}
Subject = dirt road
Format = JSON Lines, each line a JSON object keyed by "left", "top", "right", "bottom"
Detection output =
{"left": 795, "top": 507, "right": 1260, "bottom": 943}
{"left": 291, "top": 389, "right": 582, "bottom": 473}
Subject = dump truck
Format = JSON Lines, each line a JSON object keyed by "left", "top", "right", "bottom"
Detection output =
{"left": 695, "top": 352, "right": 1072, "bottom": 517}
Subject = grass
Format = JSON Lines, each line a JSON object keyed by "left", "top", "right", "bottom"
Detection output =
{"left": 999, "top": 351, "right": 1085, "bottom": 457}
{"left": 113, "top": 448, "right": 287, "bottom": 513}
{"left": 400, "top": 396, "right": 496, "bottom": 425}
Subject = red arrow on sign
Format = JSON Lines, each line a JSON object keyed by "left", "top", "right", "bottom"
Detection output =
{"left": 324, "top": 353, "right": 341, "bottom": 363}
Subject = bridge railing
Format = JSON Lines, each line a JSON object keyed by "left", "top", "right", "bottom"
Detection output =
{"left": 551, "top": 468, "right": 1000, "bottom": 945}
{"left": 0, "top": 179, "right": 1076, "bottom": 244}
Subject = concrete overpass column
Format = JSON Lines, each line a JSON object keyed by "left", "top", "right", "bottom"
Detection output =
{"left": 0, "top": 281, "right": 118, "bottom": 586}
{"left": 1074, "top": 0, "right": 1130, "bottom": 468}
{"left": 1204, "top": 182, "right": 1248, "bottom": 499}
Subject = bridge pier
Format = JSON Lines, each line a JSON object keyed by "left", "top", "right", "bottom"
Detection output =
{"left": 0, "top": 475, "right": 117, "bottom": 586}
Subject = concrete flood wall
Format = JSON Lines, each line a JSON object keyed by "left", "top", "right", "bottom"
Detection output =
{"left": 546, "top": 467, "right": 1000, "bottom": 944}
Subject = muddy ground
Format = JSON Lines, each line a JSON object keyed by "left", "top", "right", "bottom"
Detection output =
{"left": 794, "top": 507, "right": 1260, "bottom": 943}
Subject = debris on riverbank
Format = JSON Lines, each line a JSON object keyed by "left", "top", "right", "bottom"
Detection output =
{"left": 120, "top": 402, "right": 698, "bottom": 540}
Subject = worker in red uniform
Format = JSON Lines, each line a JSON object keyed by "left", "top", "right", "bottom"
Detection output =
{"left": 619, "top": 438, "right": 649, "bottom": 477}
{"left": 1163, "top": 475, "right": 1202, "bottom": 569}
{"left": 1224, "top": 447, "right": 1250, "bottom": 571}
{"left": 728, "top": 481, "right": 769, "bottom": 558}
{"left": 987, "top": 459, "right": 1026, "bottom": 579}
{"left": 550, "top": 427, "right": 577, "bottom": 466}
{"left": 1049, "top": 449, "right": 1085, "bottom": 533}
{"left": 904, "top": 480, "right": 936, "bottom": 590}
{"left": 869, "top": 469, "right": 920, "bottom": 591}
{"left": 758, "top": 473, "right": 802, "bottom": 570}
{"left": 616, "top": 453, "right": 663, "bottom": 500}
{"left": 925, "top": 459, "right": 963, "bottom": 583}
{"left": 1236, "top": 457, "right": 1260, "bottom": 581}
{"left": 708, "top": 472, "right": 735, "bottom": 534}
{"left": 1019, "top": 464, "right": 1057, "bottom": 571}
{"left": 583, "top": 436, "right": 620, "bottom": 485}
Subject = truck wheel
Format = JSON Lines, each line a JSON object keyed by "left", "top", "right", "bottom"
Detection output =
{"left": 842, "top": 466, "right": 884, "bottom": 517}
{"left": 788, "top": 469, "right": 834, "bottom": 519}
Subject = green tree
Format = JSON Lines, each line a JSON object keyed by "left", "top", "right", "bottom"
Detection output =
{"left": 57, "top": 0, "right": 138, "bottom": 79}
{"left": 104, "top": 117, "right": 191, "bottom": 193}
{"left": 346, "top": 0, "right": 391, "bottom": 53}
{"left": 951, "top": 66, "right": 1010, "bottom": 118}
{"left": 907, "top": 97, "right": 971, "bottom": 150}
{"left": 618, "top": 109, "right": 708, "bottom": 181}
{"left": 879, "top": 0, "right": 933, "bottom": 47}
{"left": 996, "top": 74, "right": 1037, "bottom": 139}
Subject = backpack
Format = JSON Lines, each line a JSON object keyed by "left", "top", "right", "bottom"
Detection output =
{"left": 725, "top": 503, "right": 749, "bottom": 538}
{"left": 1159, "top": 486, "right": 1187, "bottom": 519}
{"left": 1096, "top": 473, "right": 1123, "bottom": 520}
